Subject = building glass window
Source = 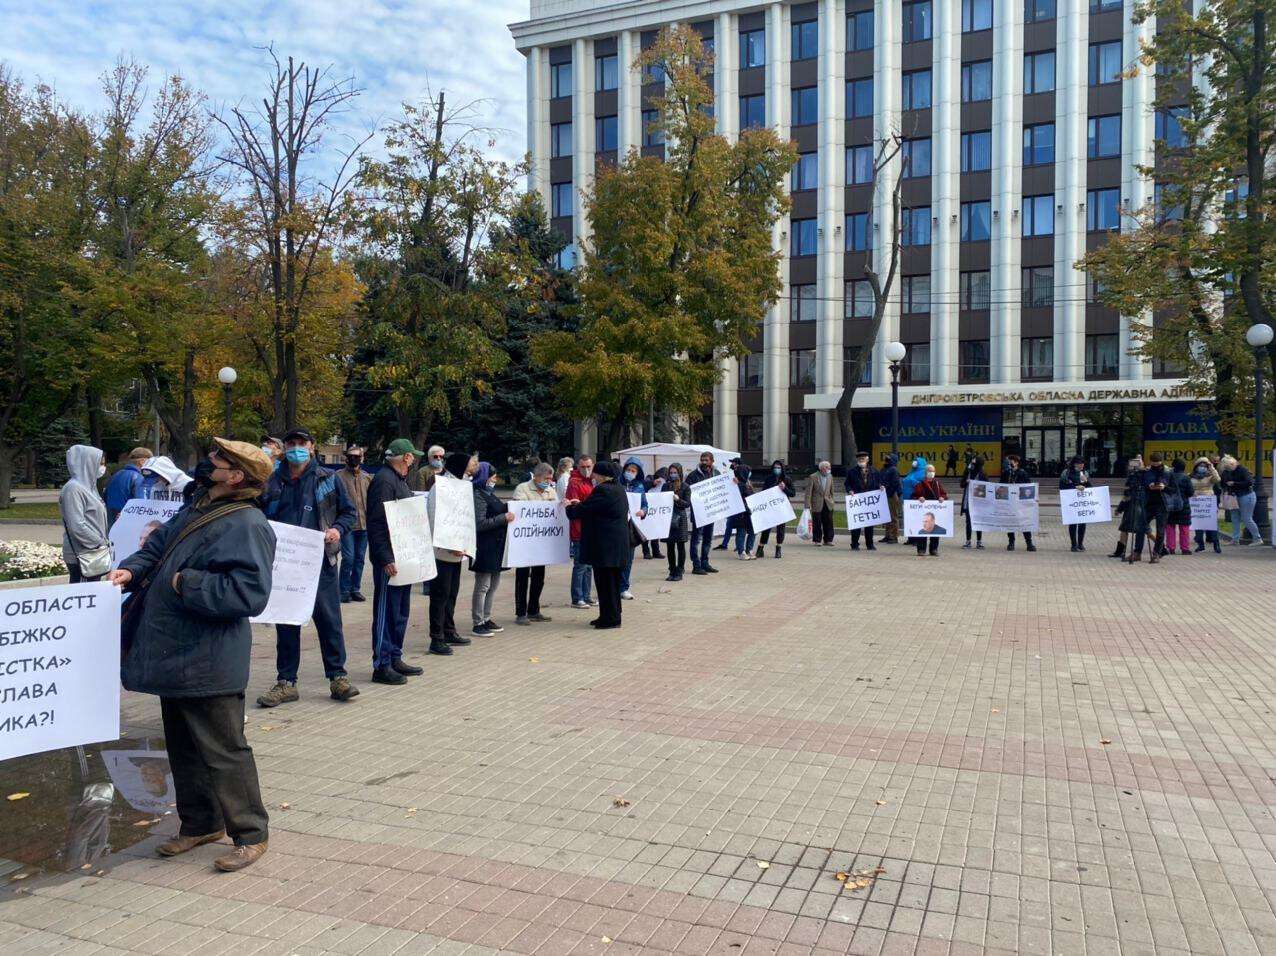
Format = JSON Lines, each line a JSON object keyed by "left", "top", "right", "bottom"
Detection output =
{"left": 1087, "top": 188, "right": 1120, "bottom": 231}
{"left": 1154, "top": 182, "right": 1184, "bottom": 221}
{"left": 791, "top": 284, "right": 817, "bottom": 322}
{"left": 1025, "top": 0, "right": 1056, "bottom": 22}
{"left": 738, "top": 353, "right": 765, "bottom": 389}
{"left": 1156, "top": 107, "right": 1188, "bottom": 149}
{"left": 1087, "top": 114, "right": 1121, "bottom": 158}
{"left": 791, "top": 218, "right": 818, "bottom": 256}
{"left": 791, "top": 86, "right": 818, "bottom": 126}
{"left": 1023, "top": 122, "right": 1055, "bottom": 165}
{"left": 554, "top": 243, "right": 577, "bottom": 270}
{"left": 902, "top": 138, "right": 931, "bottom": 178}
{"left": 961, "top": 201, "right": 992, "bottom": 242}
{"left": 962, "top": 60, "right": 993, "bottom": 102}
{"left": 1022, "top": 195, "right": 1054, "bottom": 237}
{"left": 845, "top": 346, "right": 874, "bottom": 385}
{"left": 962, "top": 131, "right": 992, "bottom": 172}
{"left": 791, "top": 152, "right": 818, "bottom": 191}
{"left": 790, "top": 413, "right": 816, "bottom": 452}
{"left": 1090, "top": 0, "right": 1122, "bottom": 11}
{"left": 1024, "top": 51, "right": 1056, "bottom": 93}
{"left": 642, "top": 110, "right": 664, "bottom": 147}
{"left": 740, "top": 415, "right": 764, "bottom": 453}
{"left": 740, "top": 28, "right": 766, "bottom": 68}
{"left": 903, "top": 275, "right": 931, "bottom": 313}
{"left": 960, "top": 340, "right": 990, "bottom": 382}
{"left": 595, "top": 54, "right": 618, "bottom": 92}
{"left": 846, "top": 211, "right": 872, "bottom": 251}
{"left": 551, "top": 182, "right": 574, "bottom": 219}
{"left": 595, "top": 115, "right": 618, "bottom": 151}
{"left": 848, "top": 10, "right": 874, "bottom": 52}
{"left": 903, "top": 1, "right": 933, "bottom": 42}
{"left": 1021, "top": 337, "right": 1054, "bottom": 380}
{"left": 963, "top": 0, "right": 993, "bottom": 32}
{"left": 740, "top": 94, "right": 766, "bottom": 129}
{"left": 791, "top": 19, "right": 818, "bottom": 61}
{"left": 550, "top": 62, "right": 573, "bottom": 99}
{"left": 1089, "top": 41, "right": 1123, "bottom": 85}
{"left": 847, "top": 145, "right": 874, "bottom": 184}
{"left": 902, "top": 206, "right": 932, "bottom": 246}
{"left": 1085, "top": 334, "right": 1119, "bottom": 377}
{"left": 848, "top": 78, "right": 874, "bottom": 118}
{"left": 960, "top": 270, "right": 991, "bottom": 309}
{"left": 551, "top": 122, "right": 572, "bottom": 158}
{"left": 790, "top": 349, "right": 816, "bottom": 387}
{"left": 1022, "top": 266, "right": 1054, "bottom": 308}
{"left": 902, "top": 70, "right": 932, "bottom": 110}
{"left": 902, "top": 343, "right": 930, "bottom": 384}
{"left": 845, "top": 279, "right": 874, "bottom": 318}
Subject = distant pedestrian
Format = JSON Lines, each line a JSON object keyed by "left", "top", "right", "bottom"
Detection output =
{"left": 336, "top": 446, "right": 371, "bottom": 602}
{"left": 103, "top": 446, "right": 151, "bottom": 525}
{"left": 60, "top": 445, "right": 111, "bottom": 583}
{"left": 944, "top": 445, "right": 959, "bottom": 477}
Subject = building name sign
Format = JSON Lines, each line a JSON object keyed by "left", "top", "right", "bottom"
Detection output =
{"left": 909, "top": 383, "right": 1203, "bottom": 408}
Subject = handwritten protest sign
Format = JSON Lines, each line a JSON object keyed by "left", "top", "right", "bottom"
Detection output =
{"left": 431, "top": 475, "right": 476, "bottom": 556}
{"left": 383, "top": 495, "right": 437, "bottom": 585}
{"left": 1190, "top": 494, "right": 1218, "bottom": 532}
{"left": 629, "top": 491, "right": 674, "bottom": 542}
{"left": 1059, "top": 486, "right": 1112, "bottom": 525}
{"left": 968, "top": 480, "right": 1039, "bottom": 533}
{"left": 747, "top": 486, "right": 795, "bottom": 535}
{"left": 0, "top": 582, "right": 119, "bottom": 761}
{"left": 109, "top": 498, "right": 184, "bottom": 568}
{"left": 904, "top": 500, "right": 954, "bottom": 538}
{"left": 689, "top": 472, "right": 745, "bottom": 527}
{"left": 845, "top": 490, "right": 890, "bottom": 530}
{"left": 250, "top": 523, "right": 325, "bottom": 626}
{"left": 505, "top": 500, "right": 570, "bottom": 567}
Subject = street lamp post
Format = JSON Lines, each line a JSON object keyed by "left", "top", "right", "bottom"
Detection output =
{"left": 884, "top": 342, "right": 907, "bottom": 460}
{"left": 217, "top": 367, "right": 237, "bottom": 438}
{"left": 1246, "top": 324, "right": 1273, "bottom": 540}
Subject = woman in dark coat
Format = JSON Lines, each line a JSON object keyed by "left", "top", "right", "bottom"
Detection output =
{"left": 469, "top": 462, "right": 514, "bottom": 636}
{"left": 565, "top": 461, "right": 630, "bottom": 629}
{"left": 960, "top": 456, "right": 986, "bottom": 550}
{"left": 664, "top": 463, "right": 692, "bottom": 581}
{"left": 755, "top": 460, "right": 795, "bottom": 558}
{"left": 1163, "top": 459, "right": 1194, "bottom": 554}
{"left": 1136, "top": 453, "right": 1171, "bottom": 563}
{"left": 1058, "top": 456, "right": 1092, "bottom": 552}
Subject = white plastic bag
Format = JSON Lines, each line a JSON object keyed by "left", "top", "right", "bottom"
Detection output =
{"left": 797, "top": 508, "right": 814, "bottom": 541}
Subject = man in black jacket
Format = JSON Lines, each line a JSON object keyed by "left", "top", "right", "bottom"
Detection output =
{"left": 684, "top": 452, "right": 720, "bottom": 574}
{"left": 108, "top": 438, "right": 276, "bottom": 872}
{"left": 845, "top": 451, "right": 882, "bottom": 551}
{"left": 1002, "top": 454, "right": 1037, "bottom": 551}
{"left": 565, "top": 461, "right": 631, "bottom": 629}
{"left": 366, "top": 439, "right": 427, "bottom": 686}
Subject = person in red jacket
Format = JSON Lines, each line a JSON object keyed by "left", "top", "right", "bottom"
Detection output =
{"left": 565, "top": 454, "right": 597, "bottom": 609}
{"left": 911, "top": 465, "right": 948, "bottom": 557}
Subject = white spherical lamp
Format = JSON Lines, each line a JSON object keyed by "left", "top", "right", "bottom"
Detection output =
{"left": 217, "top": 366, "right": 238, "bottom": 386}
{"left": 884, "top": 341, "right": 907, "bottom": 363}
{"left": 1246, "top": 324, "right": 1274, "bottom": 349}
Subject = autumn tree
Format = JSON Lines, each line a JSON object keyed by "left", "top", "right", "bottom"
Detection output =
{"left": 531, "top": 26, "right": 795, "bottom": 451}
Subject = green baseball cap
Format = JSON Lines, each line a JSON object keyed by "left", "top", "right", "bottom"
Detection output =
{"left": 385, "top": 438, "right": 426, "bottom": 458}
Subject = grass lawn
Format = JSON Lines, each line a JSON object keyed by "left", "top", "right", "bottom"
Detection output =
{"left": 0, "top": 502, "right": 61, "bottom": 520}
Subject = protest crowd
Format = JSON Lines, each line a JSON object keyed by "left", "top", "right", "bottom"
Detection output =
{"left": 39, "top": 431, "right": 1266, "bottom": 874}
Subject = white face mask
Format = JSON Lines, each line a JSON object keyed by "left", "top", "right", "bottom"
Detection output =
{"left": 98, "top": 465, "right": 106, "bottom": 478}
{"left": 625, "top": 470, "right": 638, "bottom": 481}
{"left": 925, "top": 471, "right": 936, "bottom": 480}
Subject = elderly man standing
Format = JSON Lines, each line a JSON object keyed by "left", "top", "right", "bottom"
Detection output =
{"left": 104, "top": 446, "right": 152, "bottom": 526}
{"left": 805, "top": 461, "right": 837, "bottom": 547}
{"left": 336, "top": 445, "right": 372, "bottom": 603}
{"left": 108, "top": 439, "right": 276, "bottom": 872}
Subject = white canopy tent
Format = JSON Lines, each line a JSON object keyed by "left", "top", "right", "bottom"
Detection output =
{"left": 611, "top": 442, "right": 740, "bottom": 475}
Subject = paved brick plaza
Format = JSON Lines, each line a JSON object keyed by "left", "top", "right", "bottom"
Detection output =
{"left": 3, "top": 526, "right": 1276, "bottom": 955}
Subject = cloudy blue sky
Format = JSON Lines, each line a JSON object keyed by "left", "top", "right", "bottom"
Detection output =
{"left": 1, "top": 0, "right": 531, "bottom": 162}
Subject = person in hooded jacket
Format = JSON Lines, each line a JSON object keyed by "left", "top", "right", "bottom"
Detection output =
{"left": 911, "top": 464, "right": 948, "bottom": 556}
{"left": 1163, "top": 459, "right": 1194, "bottom": 554}
{"left": 104, "top": 446, "right": 151, "bottom": 524}
{"left": 844, "top": 451, "right": 882, "bottom": 551}
{"left": 60, "top": 445, "right": 111, "bottom": 583}
{"left": 140, "top": 456, "right": 192, "bottom": 502}
{"left": 470, "top": 462, "right": 514, "bottom": 637}
{"left": 1058, "top": 457, "right": 1091, "bottom": 552}
{"left": 663, "top": 464, "right": 692, "bottom": 579}
{"left": 565, "top": 461, "right": 630, "bottom": 629}
{"left": 730, "top": 464, "right": 757, "bottom": 559}
{"left": 1189, "top": 456, "right": 1222, "bottom": 554}
{"left": 960, "top": 456, "right": 986, "bottom": 549}
{"left": 755, "top": 460, "right": 795, "bottom": 558}
{"left": 619, "top": 456, "right": 648, "bottom": 598}
{"left": 1111, "top": 455, "right": 1145, "bottom": 560}
{"left": 899, "top": 456, "right": 927, "bottom": 501}
{"left": 512, "top": 462, "right": 557, "bottom": 625}
{"left": 880, "top": 453, "right": 902, "bottom": 543}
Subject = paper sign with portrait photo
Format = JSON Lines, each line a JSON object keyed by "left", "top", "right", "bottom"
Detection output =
{"left": 904, "top": 500, "right": 954, "bottom": 538}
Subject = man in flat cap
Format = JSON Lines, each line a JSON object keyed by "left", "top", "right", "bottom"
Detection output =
{"left": 108, "top": 438, "right": 277, "bottom": 872}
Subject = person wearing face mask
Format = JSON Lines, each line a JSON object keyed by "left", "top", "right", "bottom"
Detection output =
{"left": 512, "top": 463, "right": 557, "bottom": 625}
{"left": 140, "top": 455, "right": 192, "bottom": 502}
{"left": 1112, "top": 455, "right": 1147, "bottom": 561}
{"left": 336, "top": 446, "right": 372, "bottom": 603}
{"left": 1058, "top": 457, "right": 1091, "bottom": 552}
{"left": 414, "top": 445, "right": 446, "bottom": 597}
{"left": 663, "top": 464, "right": 692, "bottom": 579}
{"left": 104, "top": 446, "right": 152, "bottom": 525}
{"left": 469, "top": 463, "right": 515, "bottom": 637}
{"left": 257, "top": 428, "right": 360, "bottom": 707}
{"left": 59, "top": 444, "right": 111, "bottom": 582}
{"left": 618, "top": 457, "right": 648, "bottom": 597}
{"left": 1189, "top": 456, "right": 1222, "bottom": 554}
{"left": 1163, "top": 458, "right": 1194, "bottom": 555}
{"left": 804, "top": 461, "right": 837, "bottom": 547}
{"left": 107, "top": 439, "right": 276, "bottom": 873}
{"left": 684, "top": 451, "right": 722, "bottom": 572}
{"left": 755, "top": 460, "right": 795, "bottom": 558}
{"left": 911, "top": 465, "right": 948, "bottom": 556}
{"left": 261, "top": 437, "right": 283, "bottom": 468}
{"left": 960, "top": 455, "right": 986, "bottom": 549}
{"left": 1001, "top": 455, "right": 1037, "bottom": 552}
{"left": 566, "top": 455, "right": 598, "bottom": 607}
{"left": 845, "top": 451, "right": 882, "bottom": 552}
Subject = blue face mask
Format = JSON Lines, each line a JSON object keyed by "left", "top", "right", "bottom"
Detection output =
{"left": 285, "top": 447, "right": 310, "bottom": 465}
{"left": 535, "top": 480, "right": 549, "bottom": 490}
{"left": 773, "top": 467, "right": 782, "bottom": 475}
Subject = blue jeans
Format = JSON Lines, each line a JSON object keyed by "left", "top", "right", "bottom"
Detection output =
{"left": 570, "top": 540, "right": 593, "bottom": 603}
{"left": 275, "top": 560, "right": 347, "bottom": 681}
{"left": 339, "top": 529, "right": 367, "bottom": 597}
{"left": 733, "top": 526, "right": 756, "bottom": 554}
{"left": 690, "top": 525, "right": 714, "bottom": 570}
{"left": 370, "top": 565, "right": 411, "bottom": 668}
{"left": 1231, "top": 491, "right": 1262, "bottom": 543}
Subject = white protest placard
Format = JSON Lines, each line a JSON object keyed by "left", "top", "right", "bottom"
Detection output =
{"left": 383, "top": 495, "right": 437, "bottom": 585}
{"left": 747, "top": 486, "right": 796, "bottom": 535}
{"left": 689, "top": 472, "right": 746, "bottom": 527}
{"left": 1059, "top": 486, "right": 1112, "bottom": 525}
{"left": 1190, "top": 494, "right": 1218, "bottom": 532}
{"left": 109, "top": 498, "right": 184, "bottom": 568}
{"left": 250, "top": 522, "right": 325, "bottom": 626}
{"left": 431, "top": 474, "right": 476, "bottom": 556}
{"left": 505, "top": 500, "right": 571, "bottom": 568}
{"left": 0, "top": 582, "right": 120, "bottom": 761}
{"left": 629, "top": 491, "right": 675, "bottom": 542}
{"left": 904, "top": 500, "right": 954, "bottom": 538}
{"left": 845, "top": 490, "right": 890, "bottom": 530}
{"left": 102, "top": 748, "right": 175, "bottom": 813}
{"left": 968, "top": 480, "right": 1040, "bottom": 533}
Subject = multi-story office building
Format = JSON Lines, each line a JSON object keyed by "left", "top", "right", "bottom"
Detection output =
{"left": 511, "top": 0, "right": 1215, "bottom": 477}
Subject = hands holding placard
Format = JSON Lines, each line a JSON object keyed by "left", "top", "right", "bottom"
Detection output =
{"left": 107, "top": 568, "right": 132, "bottom": 587}
{"left": 324, "top": 528, "right": 340, "bottom": 545}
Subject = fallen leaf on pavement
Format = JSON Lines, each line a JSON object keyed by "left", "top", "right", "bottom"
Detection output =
{"left": 279, "top": 803, "right": 291, "bottom": 810}
{"left": 529, "top": 657, "right": 540, "bottom": 663}
{"left": 80, "top": 863, "right": 92, "bottom": 871}
{"left": 6, "top": 792, "right": 30, "bottom": 801}
{"left": 756, "top": 861, "right": 770, "bottom": 870}
{"left": 260, "top": 726, "right": 275, "bottom": 732}
{"left": 1100, "top": 738, "right": 1112, "bottom": 745}
{"left": 991, "top": 708, "right": 1000, "bottom": 714}
{"left": 406, "top": 807, "right": 418, "bottom": 814}
{"left": 10, "top": 872, "right": 30, "bottom": 881}
{"left": 612, "top": 797, "right": 631, "bottom": 808}
{"left": 835, "top": 871, "right": 849, "bottom": 882}
{"left": 875, "top": 800, "right": 887, "bottom": 806}
{"left": 601, "top": 936, "right": 613, "bottom": 944}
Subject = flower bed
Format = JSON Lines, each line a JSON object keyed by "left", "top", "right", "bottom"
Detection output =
{"left": 0, "top": 541, "right": 68, "bottom": 581}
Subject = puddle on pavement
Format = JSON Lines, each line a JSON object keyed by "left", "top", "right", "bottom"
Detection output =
{"left": 0, "top": 733, "right": 176, "bottom": 885}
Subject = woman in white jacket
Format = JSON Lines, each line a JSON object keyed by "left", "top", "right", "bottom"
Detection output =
{"left": 58, "top": 445, "right": 110, "bottom": 582}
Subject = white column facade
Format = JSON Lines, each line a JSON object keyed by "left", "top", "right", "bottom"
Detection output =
{"left": 571, "top": 37, "right": 595, "bottom": 252}
{"left": 930, "top": 1, "right": 961, "bottom": 386}
{"left": 527, "top": 46, "right": 551, "bottom": 210}
{"left": 1054, "top": 4, "right": 1088, "bottom": 385}
{"left": 1120, "top": 4, "right": 1155, "bottom": 380}
{"left": 871, "top": 0, "right": 901, "bottom": 389}
{"left": 814, "top": 0, "right": 846, "bottom": 462}
{"left": 762, "top": 2, "right": 791, "bottom": 462}
{"left": 715, "top": 12, "right": 739, "bottom": 136}
{"left": 618, "top": 30, "right": 641, "bottom": 156}
{"left": 713, "top": 14, "right": 741, "bottom": 451}
{"left": 991, "top": 0, "right": 1025, "bottom": 383}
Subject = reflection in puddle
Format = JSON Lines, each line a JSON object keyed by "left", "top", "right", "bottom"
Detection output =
{"left": 0, "top": 735, "right": 174, "bottom": 882}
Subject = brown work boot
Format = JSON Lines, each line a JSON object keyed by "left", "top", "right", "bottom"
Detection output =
{"left": 213, "top": 840, "right": 268, "bottom": 872}
{"left": 256, "top": 681, "right": 298, "bottom": 708}
{"left": 157, "top": 831, "right": 225, "bottom": 857}
{"left": 329, "top": 675, "right": 360, "bottom": 701}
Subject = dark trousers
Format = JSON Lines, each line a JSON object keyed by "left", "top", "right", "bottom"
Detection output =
{"left": 812, "top": 505, "right": 835, "bottom": 544}
{"left": 428, "top": 560, "right": 462, "bottom": 638}
{"left": 1133, "top": 516, "right": 1165, "bottom": 555}
{"left": 275, "top": 560, "right": 347, "bottom": 682}
{"left": 964, "top": 511, "right": 982, "bottom": 543}
{"left": 515, "top": 566, "right": 545, "bottom": 617}
{"left": 593, "top": 566, "right": 623, "bottom": 626}
{"left": 1007, "top": 532, "right": 1034, "bottom": 547}
{"left": 160, "top": 694, "right": 268, "bottom": 846}
{"left": 666, "top": 539, "right": 686, "bottom": 574}
{"left": 640, "top": 540, "right": 663, "bottom": 558}
{"left": 1194, "top": 529, "right": 1220, "bottom": 549}
{"left": 339, "top": 529, "right": 368, "bottom": 597}
{"left": 371, "top": 565, "right": 411, "bottom": 668}
{"left": 913, "top": 536, "right": 940, "bottom": 555}
{"left": 759, "top": 524, "right": 786, "bottom": 546}
{"left": 690, "top": 525, "right": 714, "bottom": 569}
{"left": 1068, "top": 524, "right": 1087, "bottom": 548}
{"left": 68, "top": 566, "right": 102, "bottom": 584}
{"left": 850, "top": 526, "right": 875, "bottom": 548}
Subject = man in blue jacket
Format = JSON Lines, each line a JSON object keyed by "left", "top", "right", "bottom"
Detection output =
{"left": 257, "top": 428, "right": 360, "bottom": 706}
{"left": 103, "top": 447, "right": 151, "bottom": 525}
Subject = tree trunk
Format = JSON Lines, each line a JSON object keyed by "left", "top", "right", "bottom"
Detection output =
{"left": 284, "top": 339, "right": 299, "bottom": 431}
{"left": 0, "top": 445, "right": 15, "bottom": 510}
{"left": 412, "top": 412, "right": 434, "bottom": 461}
{"left": 834, "top": 388, "right": 859, "bottom": 467}
{"left": 86, "top": 389, "right": 104, "bottom": 452}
